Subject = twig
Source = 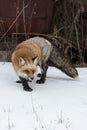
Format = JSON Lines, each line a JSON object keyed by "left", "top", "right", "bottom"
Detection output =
{"left": 74, "top": 19, "right": 83, "bottom": 62}
{"left": 28, "top": 2, "right": 37, "bottom": 33}
{"left": 8, "top": 106, "right": 14, "bottom": 129}
{"left": 0, "top": 0, "right": 32, "bottom": 42}
{"left": 23, "top": 0, "right": 27, "bottom": 39}
{"left": 30, "top": 93, "right": 48, "bottom": 130}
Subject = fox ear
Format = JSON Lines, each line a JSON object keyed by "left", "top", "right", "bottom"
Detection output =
{"left": 32, "top": 56, "right": 38, "bottom": 64}
{"left": 19, "top": 57, "right": 25, "bottom": 65}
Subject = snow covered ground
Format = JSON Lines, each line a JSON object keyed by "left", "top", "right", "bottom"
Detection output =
{"left": 0, "top": 62, "right": 87, "bottom": 130}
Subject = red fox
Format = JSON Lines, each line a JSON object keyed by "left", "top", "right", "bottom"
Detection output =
{"left": 12, "top": 36, "right": 79, "bottom": 91}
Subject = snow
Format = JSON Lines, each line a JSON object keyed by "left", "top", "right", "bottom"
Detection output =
{"left": 0, "top": 62, "right": 87, "bottom": 130}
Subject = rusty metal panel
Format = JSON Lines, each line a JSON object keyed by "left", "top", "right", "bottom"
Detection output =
{"left": 0, "top": 0, "right": 54, "bottom": 34}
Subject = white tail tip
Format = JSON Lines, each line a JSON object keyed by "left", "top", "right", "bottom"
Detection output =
{"left": 74, "top": 76, "right": 79, "bottom": 80}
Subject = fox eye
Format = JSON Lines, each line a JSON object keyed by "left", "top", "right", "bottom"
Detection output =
{"left": 19, "top": 57, "right": 25, "bottom": 65}
{"left": 32, "top": 70, "right": 35, "bottom": 73}
{"left": 23, "top": 70, "right": 30, "bottom": 74}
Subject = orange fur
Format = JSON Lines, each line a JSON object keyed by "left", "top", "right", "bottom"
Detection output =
{"left": 12, "top": 42, "right": 41, "bottom": 78}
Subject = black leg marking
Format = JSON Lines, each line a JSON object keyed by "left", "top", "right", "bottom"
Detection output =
{"left": 16, "top": 79, "right": 32, "bottom": 84}
{"left": 37, "top": 73, "right": 42, "bottom": 77}
{"left": 19, "top": 77, "right": 33, "bottom": 91}
{"left": 16, "top": 80, "right": 22, "bottom": 83}
{"left": 36, "top": 63, "right": 48, "bottom": 84}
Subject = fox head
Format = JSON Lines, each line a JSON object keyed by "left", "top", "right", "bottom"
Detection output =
{"left": 17, "top": 56, "right": 38, "bottom": 79}
{"left": 12, "top": 43, "right": 41, "bottom": 80}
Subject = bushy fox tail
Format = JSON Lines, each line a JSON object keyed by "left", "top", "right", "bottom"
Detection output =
{"left": 49, "top": 46, "right": 79, "bottom": 79}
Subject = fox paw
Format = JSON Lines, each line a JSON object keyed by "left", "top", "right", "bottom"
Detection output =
{"left": 23, "top": 86, "right": 33, "bottom": 91}
{"left": 36, "top": 79, "right": 45, "bottom": 84}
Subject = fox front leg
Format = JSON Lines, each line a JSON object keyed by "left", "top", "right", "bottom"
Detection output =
{"left": 19, "top": 77, "right": 33, "bottom": 91}
{"left": 36, "top": 62, "right": 48, "bottom": 84}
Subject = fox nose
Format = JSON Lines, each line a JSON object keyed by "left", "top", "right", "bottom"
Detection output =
{"left": 31, "top": 77, "right": 34, "bottom": 80}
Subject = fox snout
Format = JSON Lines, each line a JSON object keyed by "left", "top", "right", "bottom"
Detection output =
{"left": 18, "top": 68, "right": 36, "bottom": 80}
{"left": 23, "top": 69, "right": 36, "bottom": 79}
